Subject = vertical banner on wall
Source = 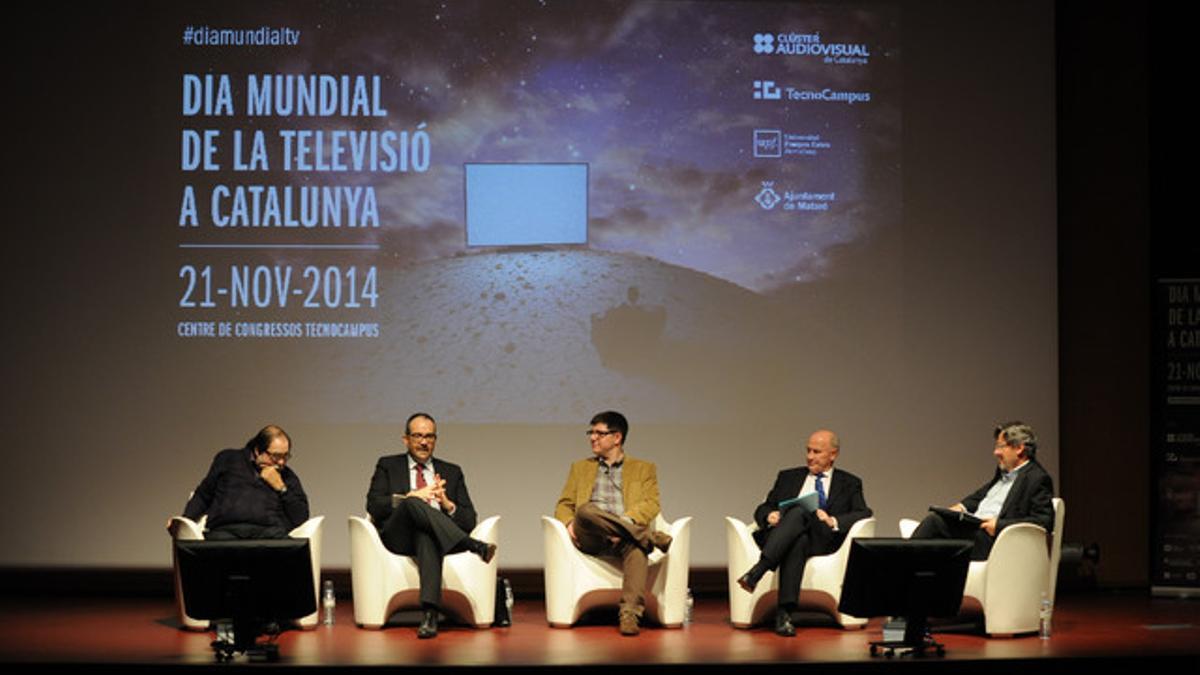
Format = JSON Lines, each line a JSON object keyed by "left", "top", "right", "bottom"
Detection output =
{"left": 1152, "top": 278, "right": 1200, "bottom": 597}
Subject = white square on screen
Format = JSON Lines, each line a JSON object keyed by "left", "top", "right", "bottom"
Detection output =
{"left": 465, "top": 163, "right": 588, "bottom": 246}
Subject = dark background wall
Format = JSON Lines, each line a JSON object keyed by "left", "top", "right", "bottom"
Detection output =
{"left": 1058, "top": 2, "right": 1179, "bottom": 588}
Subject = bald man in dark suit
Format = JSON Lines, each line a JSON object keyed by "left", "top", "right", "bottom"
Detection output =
{"left": 737, "top": 429, "right": 872, "bottom": 636}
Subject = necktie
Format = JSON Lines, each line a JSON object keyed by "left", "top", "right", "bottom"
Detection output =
{"left": 815, "top": 473, "right": 827, "bottom": 510}
{"left": 415, "top": 463, "right": 434, "bottom": 505}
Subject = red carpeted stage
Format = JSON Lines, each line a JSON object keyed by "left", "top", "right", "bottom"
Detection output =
{"left": 1, "top": 591, "right": 1196, "bottom": 672}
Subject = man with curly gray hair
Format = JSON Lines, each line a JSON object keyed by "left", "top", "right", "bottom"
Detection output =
{"left": 911, "top": 421, "right": 1054, "bottom": 560}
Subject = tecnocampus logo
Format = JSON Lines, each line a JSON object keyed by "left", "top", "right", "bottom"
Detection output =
{"left": 753, "top": 81, "right": 871, "bottom": 105}
{"left": 753, "top": 80, "right": 781, "bottom": 100}
{"left": 753, "top": 33, "right": 775, "bottom": 54}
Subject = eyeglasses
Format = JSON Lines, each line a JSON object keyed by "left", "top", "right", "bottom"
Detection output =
{"left": 586, "top": 429, "right": 618, "bottom": 438}
{"left": 407, "top": 433, "right": 437, "bottom": 442}
{"left": 259, "top": 450, "right": 291, "bottom": 463}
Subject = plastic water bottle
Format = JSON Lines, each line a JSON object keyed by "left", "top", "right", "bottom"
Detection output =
{"left": 504, "top": 578, "right": 514, "bottom": 615}
{"left": 685, "top": 588, "right": 694, "bottom": 625}
{"left": 1038, "top": 591, "right": 1052, "bottom": 639}
{"left": 322, "top": 579, "right": 336, "bottom": 626}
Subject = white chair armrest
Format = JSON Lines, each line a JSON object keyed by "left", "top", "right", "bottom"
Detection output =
{"left": 983, "top": 522, "right": 1050, "bottom": 609}
{"left": 169, "top": 516, "right": 205, "bottom": 540}
{"left": 1047, "top": 498, "right": 1066, "bottom": 606}
{"left": 541, "top": 515, "right": 578, "bottom": 625}
{"left": 289, "top": 515, "right": 324, "bottom": 539}
{"left": 725, "top": 516, "right": 771, "bottom": 628}
{"left": 655, "top": 516, "right": 692, "bottom": 626}
{"left": 295, "top": 516, "right": 325, "bottom": 629}
{"left": 724, "top": 516, "right": 759, "bottom": 586}
{"left": 470, "top": 515, "right": 501, "bottom": 544}
{"left": 824, "top": 516, "right": 876, "bottom": 576}
{"left": 168, "top": 515, "right": 207, "bottom": 630}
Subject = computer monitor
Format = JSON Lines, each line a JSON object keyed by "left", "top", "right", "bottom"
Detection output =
{"left": 175, "top": 538, "right": 316, "bottom": 660}
{"left": 838, "top": 537, "right": 973, "bottom": 653}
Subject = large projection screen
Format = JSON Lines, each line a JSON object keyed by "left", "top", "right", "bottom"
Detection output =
{"left": 3, "top": 0, "right": 1056, "bottom": 569}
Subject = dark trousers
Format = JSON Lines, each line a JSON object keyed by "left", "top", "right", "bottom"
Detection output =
{"left": 757, "top": 508, "right": 838, "bottom": 608}
{"left": 379, "top": 497, "right": 472, "bottom": 607}
{"left": 911, "top": 512, "right": 993, "bottom": 560}
{"left": 572, "top": 502, "right": 656, "bottom": 616}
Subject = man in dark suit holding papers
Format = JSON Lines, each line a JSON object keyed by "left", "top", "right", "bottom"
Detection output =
{"left": 737, "top": 429, "right": 872, "bottom": 636}
{"left": 911, "top": 421, "right": 1054, "bottom": 560}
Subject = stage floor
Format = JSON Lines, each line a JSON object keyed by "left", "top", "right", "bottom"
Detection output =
{"left": 1, "top": 592, "right": 1196, "bottom": 670}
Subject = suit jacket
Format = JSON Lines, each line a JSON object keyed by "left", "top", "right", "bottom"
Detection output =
{"left": 555, "top": 455, "right": 660, "bottom": 526}
{"left": 961, "top": 458, "right": 1054, "bottom": 535}
{"left": 366, "top": 453, "right": 477, "bottom": 534}
{"left": 752, "top": 467, "right": 871, "bottom": 547}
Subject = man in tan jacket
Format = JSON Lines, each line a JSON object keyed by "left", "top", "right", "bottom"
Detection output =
{"left": 554, "top": 410, "right": 672, "bottom": 636}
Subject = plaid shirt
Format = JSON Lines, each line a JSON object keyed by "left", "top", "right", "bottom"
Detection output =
{"left": 589, "top": 456, "right": 625, "bottom": 517}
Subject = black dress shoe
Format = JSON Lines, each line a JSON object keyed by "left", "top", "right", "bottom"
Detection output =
{"left": 481, "top": 542, "right": 498, "bottom": 564}
{"left": 774, "top": 608, "right": 796, "bottom": 637}
{"left": 417, "top": 609, "right": 438, "bottom": 639}
{"left": 737, "top": 571, "right": 759, "bottom": 594}
{"left": 469, "top": 539, "right": 498, "bottom": 564}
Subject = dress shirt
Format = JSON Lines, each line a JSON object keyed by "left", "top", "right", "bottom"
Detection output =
{"left": 590, "top": 456, "right": 625, "bottom": 517}
{"left": 973, "top": 460, "right": 1029, "bottom": 519}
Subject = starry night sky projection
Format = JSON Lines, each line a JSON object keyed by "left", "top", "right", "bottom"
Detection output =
{"left": 174, "top": 0, "right": 900, "bottom": 293}
{"left": 153, "top": 0, "right": 903, "bottom": 424}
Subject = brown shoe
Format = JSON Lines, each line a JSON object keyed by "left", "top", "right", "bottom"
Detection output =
{"left": 619, "top": 611, "right": 641, "bottom": 636}
{"left": 651, "top": 531, "right": 673, "bottom": 553}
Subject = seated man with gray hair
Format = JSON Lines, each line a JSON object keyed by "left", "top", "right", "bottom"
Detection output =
{"left": 911, "top": 421, "right": 1054, "bottom": 560}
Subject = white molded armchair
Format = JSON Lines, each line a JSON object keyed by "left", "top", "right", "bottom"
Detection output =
{"left": 898, "top": 497, "right": 1066, "bottom": 636}
{"left": 725, "top": 515, "right": 876, "bottom": 629}
{"left": 168, "top": 515, "right": 325, "bottom": 630}
{"left": 542, "top": 514, "right": 692, "bottom": 628}
{"left": 348, "top": 514, "right": 500, "bottom": 629}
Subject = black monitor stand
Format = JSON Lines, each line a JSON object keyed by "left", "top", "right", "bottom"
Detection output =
{"left": 870, "top": 610, "right": 944, "bottom": 658}
{"left": 210, "top": 574, "right": 282, "bottom": 663}
{"left": 175, "top": 538, "right": 316, "bottom": 662}
{"left": 837, "top": 537, "right": 974, "bottom": 658}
